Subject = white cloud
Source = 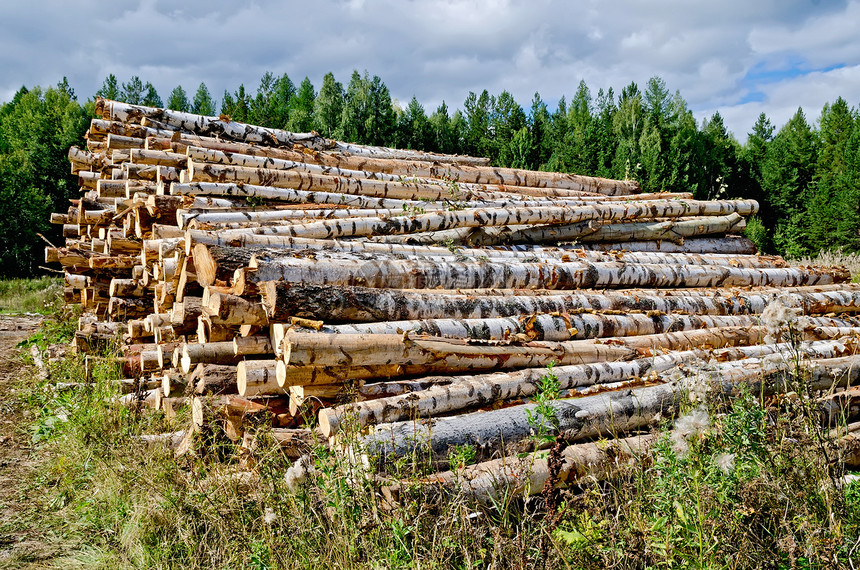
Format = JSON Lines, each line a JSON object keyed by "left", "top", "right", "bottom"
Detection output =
{"left": 0, "top": 0, "right": 856, "bottom": 144}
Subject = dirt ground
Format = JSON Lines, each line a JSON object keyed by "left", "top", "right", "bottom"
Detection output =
{"left": 0, "top": 314, "right": 60, "bottom": 568}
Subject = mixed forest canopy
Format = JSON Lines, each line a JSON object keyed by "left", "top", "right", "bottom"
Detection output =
{"left": 1, "top": 70, "right": 858, "bottom": 277}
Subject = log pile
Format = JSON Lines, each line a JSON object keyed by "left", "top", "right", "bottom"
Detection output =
{"left": 47, "top": 99, "right": 860, "bottom": 495}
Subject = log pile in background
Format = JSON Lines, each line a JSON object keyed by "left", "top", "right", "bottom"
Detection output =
{"left": 47, "top": 99, "right": 860, "bottom": 493}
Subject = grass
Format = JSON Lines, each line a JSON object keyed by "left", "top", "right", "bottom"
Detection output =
{"left": 0, "top": 276, "right": 63, "bottom": 314}
{"left": 791, "top": 248, "right": 860, "bottom": 282}
{"left": 4, "top": 288, "right": 860, "bottom": 568}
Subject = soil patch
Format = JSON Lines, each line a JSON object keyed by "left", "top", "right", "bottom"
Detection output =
{"left": 0, "top": 314, "right": 61, "bottom": 568}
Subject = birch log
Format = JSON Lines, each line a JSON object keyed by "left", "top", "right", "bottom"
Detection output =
{"left": 171, "top": 182, "right": 439, "bottom": 211}
{"left": 243, "top": 255, "right": 845, "bottom": 292}
{"left": 356, "top": 381, "right": 682, "bottom": 464}
{"left": 260, "top": 283, "right": 860, "bottom": 323}
{"left": 321, "top": 337, "right": 859, "bottom": 437}
{"left": 203, "top": 200, "right": 759, "bottom": 241}
{"left": 284, "top": 331, "right": 639, "bottom": 368}
{"left": 425, "top": 433, "right": 657, "bottom": 501}
{"left": 237, "top": 360, "right": 283, "bottom": 396}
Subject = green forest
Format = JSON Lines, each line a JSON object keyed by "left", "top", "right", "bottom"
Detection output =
{"left": 1, "top": 71, "right": 858, "bottom": 277}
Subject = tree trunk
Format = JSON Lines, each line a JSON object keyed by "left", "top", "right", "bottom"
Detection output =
{"left": 234, "top": 335, "right": 273, "bottom": 356}
{"left": 244, "top": 255, "right": 845, "bottom": 292}
{"left": 129, "top": 148, "right": 187, "bottom": 169}
{"left": 326, "top": 337, "right": 858, "bottom": 436}
{"left": 193, "top": 199, "right": 758, "bottom": 241}
{"left": 180, "top": 342, "right": 242, "bottom": 373}
{"left": 213, "top": 234, "right": 777, "bottom": 267}
{"left": 171, "top": 181, "right": 437, "bottom": 211}
{"left": 284, "top": 329, "right": 643, "bottom": 367}
{"left": 237, "top": 360, "right": 283, "bottom": 396}
{"left": 193, "top": 244, "right": 256, "bottom": 287}
{"left": 422, "top": 433, "right": 657, "bottom": 501}
{"left": 260, "top": 282, "right": 860, "bottom": 323}
{"left": 466, "top": 214, "right": 745, "bottom": 246}
{"left": 188, "top": 363, "right": 237, "bottom": 395}
{"left": 355, "top": 381, "right": 682, "bottom": 464}
{"left": 203, "top": 290, "right": 268, "bottom": 326}
{"left": 183, "top": 163, "right": 508, "bottom": 202}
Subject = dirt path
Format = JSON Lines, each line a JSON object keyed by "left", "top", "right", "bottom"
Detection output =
{"left": 0, "top": 314, "right": 59, "bottom": 568}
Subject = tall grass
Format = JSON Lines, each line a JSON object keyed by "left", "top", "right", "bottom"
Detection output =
{"left": 791, "top": 248, "right": 860, "bottom": 282}
{"left": 9, "top": 317, "right": 860, "bottom": 568}
{"left": 0, "top": 276, "right": 63, "bottom": 314}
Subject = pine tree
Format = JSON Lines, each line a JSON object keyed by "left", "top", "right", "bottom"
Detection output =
{"left": 314, "top": 72, "right": 344, "bottom": 138}
{"left": 249, "top": 72, "right": 293, "bottom": 127}
{"left": 612, "top": 82, "right": 643, "bottom": 181}
{"left": 396, "top": 96, "right": 430, "bottom": 150}
{"left": 463, "top": 90, "right": 493, "bottom": 158}
{"left": 96, "top": 74, "right": 119, "bottom": 100}
{"left": 167, "top": 86, "right": 190, "bottom": 112}
{"left": 492, "top": 91, "right": 527, "bottom": 167}
{"left": 545, "top": 96, "right": 569, "bottom": 172}
{"left": 812, "top": 98, "right": 857, "bottom": 250}
{"left": 143, "top": 82, "right": 163, "bottom": 107}
{"left": 700, "top": 112, "right": 739, "bottom": 200}
{"left": 528, "top": 92, "right": 551, "bottom": 169}
{"left": 191, "top": 82, "right": 216, "bottom": 116}
{"left": 287, "top": 77, "right": 316, "bottom": 132}
{"left": 761, "top": 107, "right": 818, "bottom": 257}
{"left": 365, "top": 75, "right": 396, "bottom": 146}
{"left": 121, "top": 76, "right": 145, "bottom": 105}
{"left": 340, "top": 71, "right": 369, "bottom": 143}
{"left": 428, "top": 101, "right": 453, "bottom": 154}
{"left": 564, "top": 80, "right": 596, "bottom": 175}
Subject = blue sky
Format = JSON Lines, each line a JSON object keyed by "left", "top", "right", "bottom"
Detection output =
{"left": 1, "top": 0, "right": 858, "bottom": 141}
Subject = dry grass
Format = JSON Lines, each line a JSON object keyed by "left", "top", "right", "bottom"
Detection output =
{"left": 0, "top": 276, "right": 63, "bottom": 314}
{"left": 791, "top": 248, "right": 860, "bottom": 282}
{"left": 5, "top": 302, "right": 860, "bottom": 568}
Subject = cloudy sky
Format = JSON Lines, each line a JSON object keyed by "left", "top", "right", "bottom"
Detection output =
{"left": 2, "top": 0, "right": 857, "bottom": 140}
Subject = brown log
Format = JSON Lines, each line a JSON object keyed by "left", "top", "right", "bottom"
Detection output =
{"left": 193, "top": 244, "right": 255, "bottom": 287}
{"left": 180, "top": 342, "right": 242, "bottom": 373}
{"left": 244, "top": 254, "right": 845, "bottom": 293}
{"left": 237, "top": 360, "right": 283, "bottom": 397}
{"left": 188, "top": 363, "right": 237, "bottom": 395}
{"left": 203, "top": 290, "right": 268, "bottom": 326}
{"left": 421, "top": 433, "right": 656, "bottom": 501}
{"left": 233, "top": 335, "right": 273, "bottom": 356}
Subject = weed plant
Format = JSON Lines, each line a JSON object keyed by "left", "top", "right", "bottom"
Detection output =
{"left": 0, "top": 276, "right": 62, "bottom": 314}
{"left": 7, "top": 309, "right": 860, "bottom": 568}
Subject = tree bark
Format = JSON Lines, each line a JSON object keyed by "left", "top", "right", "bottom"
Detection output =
{"left": 422, "top": 433, "right": 657, "bottom": 501}
{"left": 355, "top": 381, "right": 682, "bottom": 464}
{"left": 180, "top": 342, "right": 242, "bottom": 373}
{"left": 234, "top": 335, "right": 273, "bottom": 356}
{"left": 203, "top": 290, "right": 268, "bottom": 326}
{"left": 244, "top": 254, "right": 845, "bottom": 292}
{"left": 284, "top": 330, "right": 640, "bottom": 369}
{"left": 237, "top": 360, "right": 283, "bottom": 396}
{"left": 171, "top": 181, "right": 439, "bottom": 211}
{"left": 130, "top": 148, "right": 188, "bottom": 169}
{"left": 186, "top": 232, "right": 780, "bottom": 269}
{"left": 193, "top": 243, "right": 256, "bottom": 287}
{"left": 193, "top": 199, "right": 758, "bottom": 241}
{"left": 260, "top": 282, "right": 860, "bottom": 323}
{"left": 188, "top": 363, "right": 237, "bottom": 395}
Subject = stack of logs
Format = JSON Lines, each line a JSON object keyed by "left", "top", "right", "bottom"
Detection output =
{"left": 46, "top": 98, "right": 860, "bottom": 495}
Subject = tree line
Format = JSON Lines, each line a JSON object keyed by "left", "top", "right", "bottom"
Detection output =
{"left": 0, "top": 71, "right": 857, "bottom": 276}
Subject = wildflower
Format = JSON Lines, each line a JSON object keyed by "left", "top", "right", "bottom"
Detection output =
{"left": 715, "top": 453, "right": 736, "bottom": 474}
{"left": 263, "top": 507, "right": 276, "bottom": 525}
{"left": 285, "top": 454, "right": 317, "bottom": 492}
{"left": 670, "top": 407, "right": 710, "bottom": 458}
{"left": 761, "top": 299, "right": 800, "bottom": 344}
